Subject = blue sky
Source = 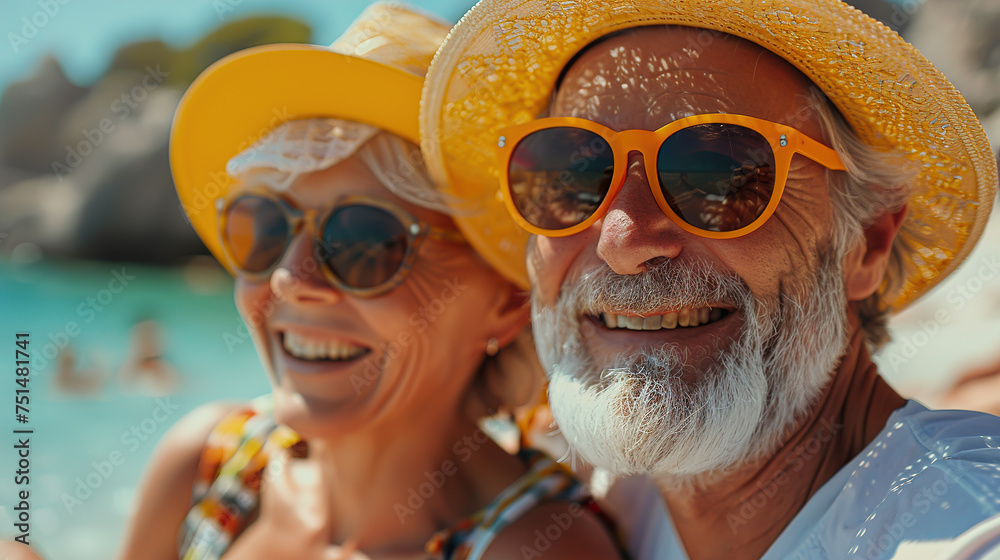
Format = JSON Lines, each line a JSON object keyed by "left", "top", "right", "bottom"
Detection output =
{"left": 0, "top": 0, "right": 476, "bottom": 89}
{"left": 0, "top": 0, "right": 918, "bottom": 90}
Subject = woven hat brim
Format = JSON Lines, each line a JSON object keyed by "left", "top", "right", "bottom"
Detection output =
{"left": 421, "top": 0, "right": 999, "bottom": 308}
{"left": 171, "top": 44, "right": 424, "bottom": 269}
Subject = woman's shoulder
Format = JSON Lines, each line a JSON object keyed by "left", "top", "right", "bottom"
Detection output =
{"left": 186, "top": 397, "right": 283, "bottom": 495}
{"left": 432, "top": 449, "right": 627, "bottom": 560}
{"left": 481, "top": 499, "right": 626, "bottom": 560}
{"left": 135, "top": 399, "right": 247, "bottom": 501}
{"left": 114, "top": 400, "right": 245, "bottom": 560}
{"left": 152, "top": 400, "right": 251, "bottom": 489}
{"left": 170, "top": 401, "right": 250, "bottom": 452}
{"left": 178, "top": 397, "right": 305, "bottom": 559}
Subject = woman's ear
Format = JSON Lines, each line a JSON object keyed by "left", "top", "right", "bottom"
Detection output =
{"left": 476, "top": 325, "right": 547, "bottom": 422}
{"left": 844, "top": 204, "right": 907, "bottom": 301}
{"left": 486, "top": 282, "right": 531, "bottom": 347}
{"left": 464, "top": 283, "right": 536, "bottom": 424}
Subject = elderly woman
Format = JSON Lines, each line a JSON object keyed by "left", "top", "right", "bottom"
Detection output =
{"left": 107, "top": 4, "right": 624, "bottom": 560}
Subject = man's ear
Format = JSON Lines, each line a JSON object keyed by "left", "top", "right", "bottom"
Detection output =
{"left": 844, "top": 204, "right": 907, "bottom": 301}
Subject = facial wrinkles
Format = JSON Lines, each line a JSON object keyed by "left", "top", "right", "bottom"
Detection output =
{"left": 308, "top": 248, "right": 453, "bottom": 427}
{"left": 380, "top": 242, "right": 461, "bottom": 357}
{"left": 765, "top": 165, "right": 837, "bottom": 265}
{"left": 767, "top": 214, "right": 814, "bottom": 269}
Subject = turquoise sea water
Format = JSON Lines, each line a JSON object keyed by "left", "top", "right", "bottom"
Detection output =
{"left": 0, "top": 258, "right": 269, "bottom": 559}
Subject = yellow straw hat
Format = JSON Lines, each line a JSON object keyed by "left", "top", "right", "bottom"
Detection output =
{"left": 420, "top": 0, "right": 999, "bottom": 309}
{"left": 171, "top": 2, "right": 451, "bottom": 268}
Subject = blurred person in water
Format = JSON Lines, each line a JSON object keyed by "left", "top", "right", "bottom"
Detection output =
{"left": 53, "top": 346, "right": 107, "bottom": 396}
{"left": 116, "top": 318, "right": 180, "bottom": 395}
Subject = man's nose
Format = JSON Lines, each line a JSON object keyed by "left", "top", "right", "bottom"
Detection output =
{"left": 596, "top": 152, "right": 685, "bottom": 274}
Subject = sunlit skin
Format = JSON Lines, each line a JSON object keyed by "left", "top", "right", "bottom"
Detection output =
{"left": 529, "top": 27, "right": 907, "bottom": 560}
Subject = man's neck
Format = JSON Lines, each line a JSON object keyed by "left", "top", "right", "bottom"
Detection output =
{"left": 659, "top": 322, "right": 907, "bottom": 560}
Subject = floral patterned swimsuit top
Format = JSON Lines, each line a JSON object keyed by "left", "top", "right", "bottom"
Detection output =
{"left": 177, "top": 397, "right": 623, "bottom": 560}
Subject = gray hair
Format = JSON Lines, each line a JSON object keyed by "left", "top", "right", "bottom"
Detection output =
{"left": 227, "top": 117, "right": 454, "bottom": 214}
{"left": 355, "top": 133, "right": 458, "bottom": 214}
{"left": 810, "top": 91, "right": 917, "bottom": 350}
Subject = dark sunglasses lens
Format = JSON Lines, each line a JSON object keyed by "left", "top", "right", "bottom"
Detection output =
{"left": 657, "top": 124, "right": 776, "bottom": 232}
{"left": 223, "top": 196, "right": 289, "bottom": 274}
{"left": 322, "top": 205, "right": 409, "bottom": 290}
{"left": 508, "top": 127, "right": 614, "bottom": 230}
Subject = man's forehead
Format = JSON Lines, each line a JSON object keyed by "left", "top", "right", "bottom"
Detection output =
{"left": 551, "top": 25, "right": 822, "bottom": 134}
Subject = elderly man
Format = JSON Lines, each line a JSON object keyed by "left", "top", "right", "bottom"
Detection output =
{"left": 421, "top": 0, "right": 1000, "bottom": 558}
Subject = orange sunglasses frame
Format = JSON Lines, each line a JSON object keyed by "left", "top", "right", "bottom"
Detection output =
{"left": 496, "top": 114, "right": 847, "bottom": 239}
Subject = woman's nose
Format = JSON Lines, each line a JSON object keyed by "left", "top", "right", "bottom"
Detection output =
{"left": 270, "top": 234, "right": 342, "bottom": 305}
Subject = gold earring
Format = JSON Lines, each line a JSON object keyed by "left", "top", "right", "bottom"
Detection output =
{"left": 486, "top": 337, "right": 500, "bottom": 357}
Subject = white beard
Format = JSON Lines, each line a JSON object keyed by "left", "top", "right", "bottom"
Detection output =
{"left": 531, "top": 252, "right": 849, "bottom": 482}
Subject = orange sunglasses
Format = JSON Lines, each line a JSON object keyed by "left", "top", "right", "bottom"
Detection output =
{"left": 496, "top": 114, "right": 846, "bottom": 239}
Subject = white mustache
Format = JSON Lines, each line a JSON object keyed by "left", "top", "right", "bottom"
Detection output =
{"left": 569, "top": 259, "right": 752, "bottom": 319}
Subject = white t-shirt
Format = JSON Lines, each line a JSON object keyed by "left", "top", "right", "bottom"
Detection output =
{"left": 601, "top": 401, "right": 1000, "bottom": 559}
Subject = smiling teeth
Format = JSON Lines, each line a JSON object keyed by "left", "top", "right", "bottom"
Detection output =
{"left": 599, "top": 307, "right": 725, "bottom": 331}
{"left": 283, "top": 332, "right": 367, "bottom": 361}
